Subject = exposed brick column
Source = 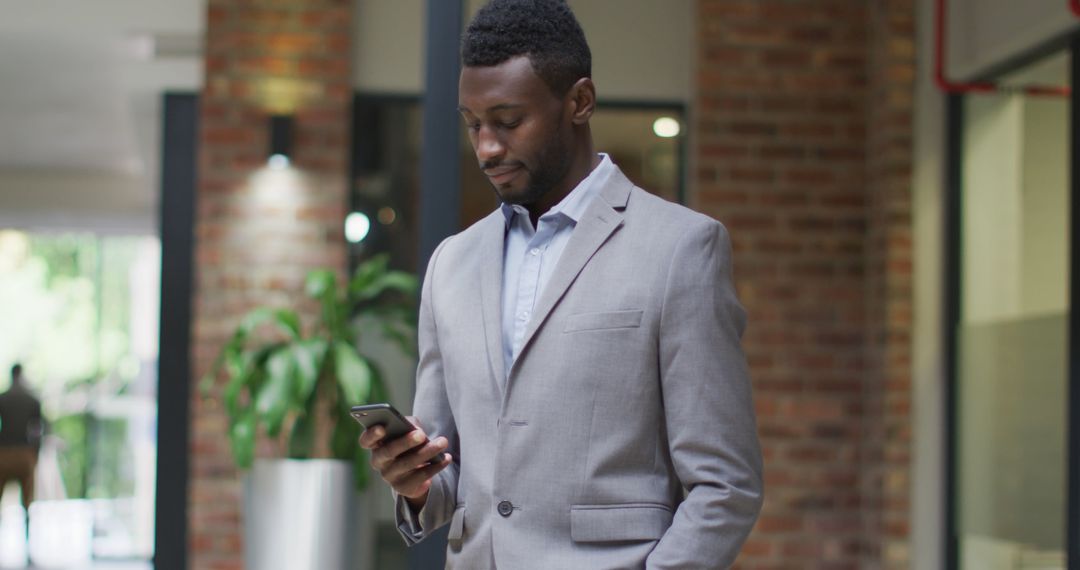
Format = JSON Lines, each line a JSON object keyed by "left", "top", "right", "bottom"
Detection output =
{"left": 694, "top": 1, "right": 911, "bottom": 567}
{"left": 190, "top": 1, "right": 352, "bottom": 568}
{"left": 863, "top": 0, "right": 915, "bottom": 567}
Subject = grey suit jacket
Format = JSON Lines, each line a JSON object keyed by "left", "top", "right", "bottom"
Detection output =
{"left": 396, "top": 166, "right": 763, "bottom": 569}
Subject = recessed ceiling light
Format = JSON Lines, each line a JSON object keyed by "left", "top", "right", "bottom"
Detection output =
{"left": 345, "top": 212, "right": 371, "bottom": 243}
{"left": 653, "top": 117, "right": 681, "bottom": 138}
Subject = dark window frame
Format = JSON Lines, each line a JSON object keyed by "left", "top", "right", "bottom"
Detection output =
{"left": 155, "top": 92, "right": 198, "bottom": 570}
{"left": 1069, "top": 33, "right": 1080, "bottom": 570}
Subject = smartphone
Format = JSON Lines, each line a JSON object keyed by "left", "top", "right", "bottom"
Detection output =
{"left": 350, "top": 403, "right": 448, "bottom": 464}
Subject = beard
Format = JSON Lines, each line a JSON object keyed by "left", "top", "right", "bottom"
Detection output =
{"left": 484, "top": 126, "right": 572, "bottom": 207}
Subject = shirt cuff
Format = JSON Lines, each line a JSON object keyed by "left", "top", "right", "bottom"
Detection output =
{"left": 393, "top": 468, "right": 453, "bottom": 545}
{"left": 394, "top": 491, "right": 425, "bottom": 542}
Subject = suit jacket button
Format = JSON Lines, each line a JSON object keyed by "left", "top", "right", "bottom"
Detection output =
{"left": 497, "top": 500, "right": 513, "bottom": 517}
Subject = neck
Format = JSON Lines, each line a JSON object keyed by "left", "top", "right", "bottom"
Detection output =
{"left": 526, "top": 137, "right": 599, "bottom": 226}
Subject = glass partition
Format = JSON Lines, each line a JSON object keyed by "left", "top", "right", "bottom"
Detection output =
{"left": 0, "top": 230, "right": 159, "bottom": 567}
{"left": 955, "top": 50, "right": 1070, "bottom": 570}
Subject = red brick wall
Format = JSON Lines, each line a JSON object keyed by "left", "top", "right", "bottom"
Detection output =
{"left": 694, "top": 1, "right": 913, "bottom": 568}
{"left": 864, "top": 0, "right": 915, "bottom": 567}
{"left": 190, "top": 1, "right": 352, "bottom": 568}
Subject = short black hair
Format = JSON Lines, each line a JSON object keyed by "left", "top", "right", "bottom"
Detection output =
{"left": 11, "top": 363, "right": 21, "bottom": 379}
{"left": 462, "top": 0, "right": 592, "bottom": 96}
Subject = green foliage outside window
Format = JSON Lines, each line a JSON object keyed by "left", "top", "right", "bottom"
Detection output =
{"left": 51, "top": 413, "right": 88, "bottom": 499}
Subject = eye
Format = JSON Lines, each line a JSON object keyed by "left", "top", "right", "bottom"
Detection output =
{"left": 499, "top": 119, "right": 521, "bottom": 130}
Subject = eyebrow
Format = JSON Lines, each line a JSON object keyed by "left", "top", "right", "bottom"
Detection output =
{"left": 457, "top": 103, "right": 525, "bottom": 114}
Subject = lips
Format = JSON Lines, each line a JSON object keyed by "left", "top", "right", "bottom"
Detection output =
{"left": 484, "top": 165, "right": 522, "bottom": 185}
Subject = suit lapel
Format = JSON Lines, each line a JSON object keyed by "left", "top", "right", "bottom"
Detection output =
{"left": 477, "top": 210, "right": 508, "bottom": 393}
{"left": 510, "top": 170, "right": 633, "bottom": 377}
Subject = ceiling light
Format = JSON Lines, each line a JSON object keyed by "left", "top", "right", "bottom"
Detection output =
{"left": 652, "top": 117, "right": 681, "bottom": 138}
{"left": 345, "top": 212, "right": 371, "bottom": 243}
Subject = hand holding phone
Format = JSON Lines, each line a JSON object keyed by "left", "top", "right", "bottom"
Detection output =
{"left": 354, "top": 403, "right": 451, "bottom": 505}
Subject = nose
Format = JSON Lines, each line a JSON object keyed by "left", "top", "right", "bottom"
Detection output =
{"left": 474, "top": 125, "right": 505, "bottom": 165}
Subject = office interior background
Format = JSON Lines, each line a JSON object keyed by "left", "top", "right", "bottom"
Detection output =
{"left": 0, "top": 0, "right": 1076, "bottom": 569}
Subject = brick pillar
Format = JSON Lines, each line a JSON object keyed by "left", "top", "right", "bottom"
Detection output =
{"left": 695, "top": 0, "right": 912, "bottom": 567}
{"left": 863, "top": 0, "right": 915, "bottom": 567}
{"left": 190, "top": 1, "right": 352, "bottom": 568}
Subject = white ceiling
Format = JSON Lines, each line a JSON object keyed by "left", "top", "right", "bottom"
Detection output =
{"left": 0, "top": 0, "right": 203, "bottom": 233}
{"left": 0, "top": 32, "right": 136, "bottom": 172}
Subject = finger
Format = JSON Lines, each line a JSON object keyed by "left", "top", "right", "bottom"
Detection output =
{"left": 358, "top": 425, "right": 385, "bottom": 449}
{"left": 393, "top": 454, "right": 452, "bottom": 498}
{"left": 386, "top": 428, "right": 429, "bottom": 457}
{"left": 413, "top": 437, "right": 450, "bottom": 468}
{"left": 383, "top": 437, "right": 449, "bottom": 482}
{"left": 382, "top": 437, "right": 447, "bottom": 481}
{"left": 371, "top": 430, "right": 428, "bottom": 472}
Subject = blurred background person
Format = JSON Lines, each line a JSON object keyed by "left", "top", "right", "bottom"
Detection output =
{"left": 0, "top": 363, "right": 45, "bottom": 541}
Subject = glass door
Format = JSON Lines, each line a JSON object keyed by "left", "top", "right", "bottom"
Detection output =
{"left": 0, "top": 231, "right": 159, "bottom": 568}
{"left": 952, "top": 49, "right": 1071, "bottom": 569}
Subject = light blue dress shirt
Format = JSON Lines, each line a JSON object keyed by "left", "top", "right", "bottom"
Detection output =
{"left": 499, "top": 153, "right": 615, "bottom": 378}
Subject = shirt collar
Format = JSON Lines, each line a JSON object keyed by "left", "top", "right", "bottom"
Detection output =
{"left": 501, "top": 153, "right": 614, "bottom": 228}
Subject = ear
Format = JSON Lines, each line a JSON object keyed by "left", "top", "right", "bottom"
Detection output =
{"left": 566, "top": 77, "right": 596, "bottom": 125}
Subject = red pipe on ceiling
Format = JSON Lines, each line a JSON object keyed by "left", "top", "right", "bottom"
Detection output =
{"left": 934, "top": 0, "right": 995, "bottom": 93}
{"left": 934, "top": 0, "right": 1072, "bottom": 96}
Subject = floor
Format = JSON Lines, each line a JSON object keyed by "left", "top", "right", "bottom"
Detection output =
{"left": 0, "top": 563, "right": 150, "bottom": 570}
{"left": 0, "top": 487, "right": 159, "bottom": 570}
{"left": 0, "top": 502, "right": 151, "bottom": 570}
{"left": 0, "top": 497, "right": 405, "bottom": 570}
{"left": 0, "top": 525, "right": 405, "bottom": 570}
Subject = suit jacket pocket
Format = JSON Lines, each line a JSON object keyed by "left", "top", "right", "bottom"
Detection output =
{"left": 570, "top": 503, "right": 673, "bottom": 542}
{"left": 447, "top": 505, "right": 466, "bottom": 543}
{"left": 564, "top": 309, "right": 644, "bottom": 333}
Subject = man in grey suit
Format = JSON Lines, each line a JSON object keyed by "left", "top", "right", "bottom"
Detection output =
{"left": 361, "top": 1, "right": 763, "bottom": 567}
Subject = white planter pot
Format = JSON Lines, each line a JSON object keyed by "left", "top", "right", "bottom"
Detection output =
{"left": 243, "top": 459, "right": 374, "bottom": 570}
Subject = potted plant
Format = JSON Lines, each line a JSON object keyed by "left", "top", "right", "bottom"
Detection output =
{"left": 202, "top": 253, "right": 418, "bottom": 570}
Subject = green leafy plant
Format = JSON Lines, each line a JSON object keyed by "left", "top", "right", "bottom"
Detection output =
{"left": 202, "top": 254, "right": 417, "bottom": 489}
